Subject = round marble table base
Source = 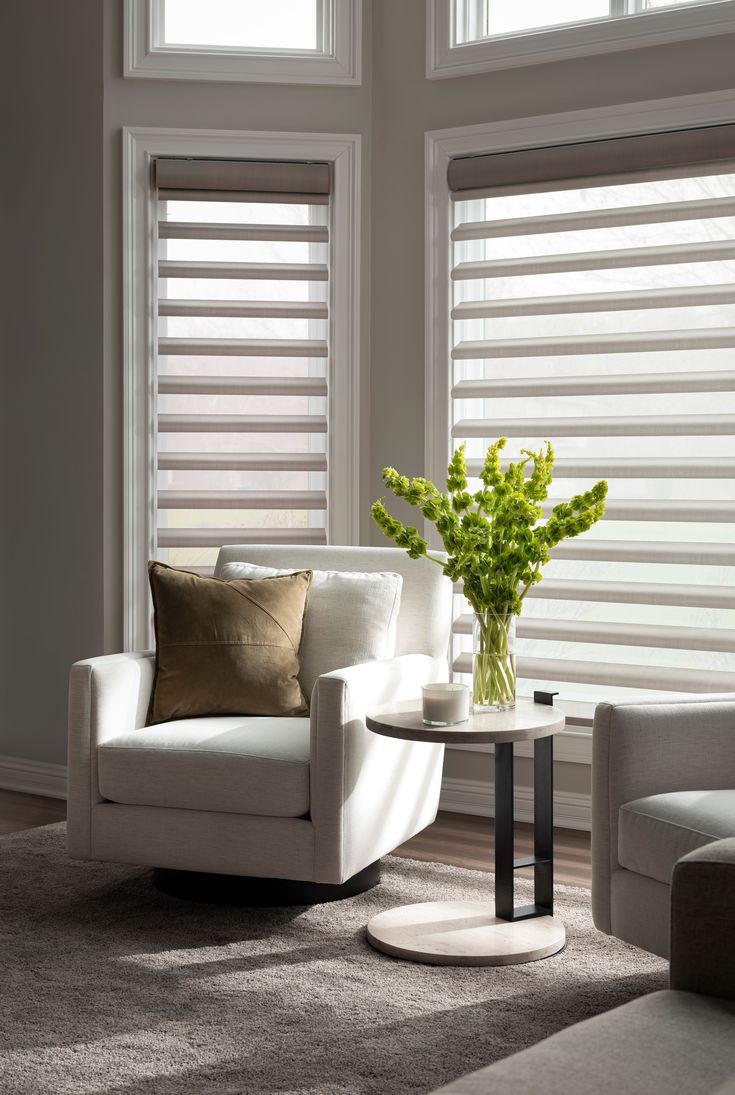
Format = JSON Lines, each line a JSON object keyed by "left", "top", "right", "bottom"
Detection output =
{"left": 366, "top": 900, "right": 566, "bottom": 967}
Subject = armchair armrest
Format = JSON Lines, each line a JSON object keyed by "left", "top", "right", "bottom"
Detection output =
{"left": 592, "top": 695, "right": 735, "bottom": 932}
{"left": 670, "top": 838, "right": 735, "bottom": 1001}
{"left": 67, "top": 651, "right": 155, "bottom": 858}
{"left": 310, "top": 653, "right": 448, "bottom": 883}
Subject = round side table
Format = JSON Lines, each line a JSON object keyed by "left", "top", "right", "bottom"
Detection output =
{"left": 365, "top": 699, "right": 566, "bottom": 967}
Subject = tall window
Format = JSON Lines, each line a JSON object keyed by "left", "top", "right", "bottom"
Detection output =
{"left": 154, "top": 157, "right": 330, "bottom": 575}
{"left": 446, "top": 127, "right": 735, "bottom": 707}
{"left": 124, "top": 129, "right": 359, "bottom": 650}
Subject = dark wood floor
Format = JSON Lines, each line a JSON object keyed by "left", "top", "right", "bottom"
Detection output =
{"left": 0, "top": 790, "right": 591, "bottom": 887}
{"left": 0, "top": 789, "right": 67, "bottom": 836}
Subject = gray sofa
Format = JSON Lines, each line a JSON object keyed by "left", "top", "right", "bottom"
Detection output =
{"left": 592, "top": 695, "right": 735, "bottom": 957}
{"left": 431, "top": 839, "right": 735, "bottom": 1095}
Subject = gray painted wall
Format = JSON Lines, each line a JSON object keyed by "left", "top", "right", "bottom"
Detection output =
{"left": 3, "top": 0, "right": 735, "bottom": 775}
{"left": 1, "top": 1, "right": 103, "bottom": 767}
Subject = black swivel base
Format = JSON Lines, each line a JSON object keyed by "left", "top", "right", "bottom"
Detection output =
{"left": 153, "top": 859, "right": 381, "bottom": 906}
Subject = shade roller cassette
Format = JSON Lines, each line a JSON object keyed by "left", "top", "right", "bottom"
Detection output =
{"left": 448, "top": 123, "right": 735, "bottom": 196}
{"left": 155, "top": 157, "right": 331, "bottom": 198}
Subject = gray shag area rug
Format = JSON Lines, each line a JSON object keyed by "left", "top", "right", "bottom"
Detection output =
{"left": 0, "top": 824, "right": 667, "bottom": 1095}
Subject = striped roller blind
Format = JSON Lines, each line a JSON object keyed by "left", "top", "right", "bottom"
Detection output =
{"left": 154, "top": 157, "right": 331, "bottom": 573}
{"left": 447, "top": 131, "right": 735, "bottom": 705}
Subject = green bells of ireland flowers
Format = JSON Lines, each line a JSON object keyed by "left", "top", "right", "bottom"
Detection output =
{"left": 372, "top": 438, "right": 608, "bottom": 712}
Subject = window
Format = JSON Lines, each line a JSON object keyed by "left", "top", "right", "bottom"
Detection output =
{"left": 453, "top": 0, "right": 715, "bottom": 44}
{"left": 124, "top": 129, "right": 360, "bottom": 650}
{"left": 125, "top": 0, "right": 361, "bottom": 85}
{"left": 440, "top": 126, "right": 735, "bottom": 711}
{"left": 155, "top": 157, "right": 330, "bottom": 574}
{"left": 161, "top": 0, "right": 322, "bottom": 52}
{"left": 454, "top": 0, "right": 609, "bottom": 43}
{"left": 428, "top": 0, "right": 735, "bottom": 77}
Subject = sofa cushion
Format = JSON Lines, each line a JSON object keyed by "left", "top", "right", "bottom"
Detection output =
{"left": 429, "top": 990, "right": 735, "bottom": 1095}
{"left": 219, "top": 562, "right": 403, "bottom": 698}
{"left": 98, "top": 717, "right": 310, "bottom": 818}
{"left": 619, "top": 790, "right": 735, "bottom": 886}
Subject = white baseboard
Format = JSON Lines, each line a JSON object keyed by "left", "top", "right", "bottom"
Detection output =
{"left": 0, "top": 755, "right": 67, "bottom": 800}
{"left": 440, "top": 776, "right": 591, "bottom": 832}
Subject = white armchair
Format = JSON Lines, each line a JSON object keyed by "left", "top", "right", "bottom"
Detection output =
{"left": 67, "top": 546, "right": 452, "bottom": 899}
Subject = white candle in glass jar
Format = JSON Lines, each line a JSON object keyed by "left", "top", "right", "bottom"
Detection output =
{"left": 422, "top": 683, "right": 470, "bottom": 726}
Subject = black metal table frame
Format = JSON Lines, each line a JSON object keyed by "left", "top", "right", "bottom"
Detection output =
{"left": 494, "top": 736, "right": 554, "bottom": 923}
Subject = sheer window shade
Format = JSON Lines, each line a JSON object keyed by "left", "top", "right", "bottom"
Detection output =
{"left": 155, "top": 157, "right": 331, "bottom": 573}
{"left": 447, "top": 128, "right": 735, "bottom": 705}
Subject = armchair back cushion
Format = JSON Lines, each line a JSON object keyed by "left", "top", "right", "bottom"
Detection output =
{"left": 219, "top": 562, "right": 403, "bottom": 697}
{"left": 215, "top": 545, "right": 452, "bottom": 662}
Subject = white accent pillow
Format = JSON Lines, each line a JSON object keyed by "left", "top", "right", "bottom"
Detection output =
{"left": 218, "top": 563, "right": 403, "bottom": 699}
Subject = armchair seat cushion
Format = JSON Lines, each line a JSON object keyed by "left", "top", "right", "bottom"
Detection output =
{"left": 98, "top": 716, "right": 310, "bottom": 818}
{"left": 619, "top": 790, "right": 735, "bottom": 886}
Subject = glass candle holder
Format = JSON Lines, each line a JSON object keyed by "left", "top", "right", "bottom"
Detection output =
{"left": 422, "top": 683, "right": 470, "bottom": 726}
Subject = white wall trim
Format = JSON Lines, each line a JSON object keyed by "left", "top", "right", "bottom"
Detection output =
{"left": 0, "top": 756, "right": 67, "bottom": 801}
{"left": 427, "top": 0, "right": 735, "bottom": 79}
{"left": 125, "top": 0, "right": 362, "bottom": 85}
{"left": 123, "top": 126, "right": 362, "bottom": 651}
{"left": 440, "top": 776, "right": 591, "bottom": 832}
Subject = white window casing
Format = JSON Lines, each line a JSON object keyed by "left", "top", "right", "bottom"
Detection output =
{"left": 124, "top": 127, "right": 361, "bottom": 651}
{"left": 427, "top": 0, "right": 735, "bottom": 78}
{"left": 426, "top": 92, "right": 735, "bottom": 748}
{"left": 125, "top": 0, "right": 362, "bottom": 85}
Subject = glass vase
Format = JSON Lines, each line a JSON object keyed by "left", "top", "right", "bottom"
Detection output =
{"left": 472, "top": 610, "right": 516, "bottom": 713}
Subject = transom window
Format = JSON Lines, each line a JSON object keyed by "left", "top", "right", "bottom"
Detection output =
{"left": 160, "top": 0, "right": 324, "bottom": 54}
{"left": 428, "top": 0, "right": 735, "bottom": 77}
{"left": 125, "top": 0, "right": 361, "bottom": 85}
{"left": 453, "top": 0, "right": 723, "bottom": 44}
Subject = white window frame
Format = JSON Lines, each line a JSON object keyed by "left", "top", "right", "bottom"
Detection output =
{"left": 425, "top": 87, "right": 735, "bottom": 756}
{"left": 427, "top": 0, "right": 735, "bottom": 78}
{"left": 125, "top": 0, "right": 362, "bottom": 85}
{"left": 123, "top": 126, "right": 361, "bottom": 651}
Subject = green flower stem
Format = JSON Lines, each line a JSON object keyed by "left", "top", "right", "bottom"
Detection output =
{"left": 473, "top": 610, "right": 516, "bottom": 710}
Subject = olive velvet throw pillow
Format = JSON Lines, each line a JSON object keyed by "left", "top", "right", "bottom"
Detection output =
{"left": 146, "top": 562, "right": 312, "bottom": 725}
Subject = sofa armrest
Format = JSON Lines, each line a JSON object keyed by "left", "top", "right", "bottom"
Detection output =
{"left": 310, "top": 653, "right": 447, "bottom": 883}
{"left": 67, "top": 651, "right": 155, "bottom": 858}
{"left": 670, "top": 838, "right": 735, "bottom": 1002}
{"left": 592, "top": 695, "right": 735, "bottom": 933}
